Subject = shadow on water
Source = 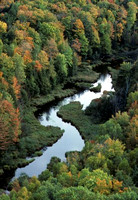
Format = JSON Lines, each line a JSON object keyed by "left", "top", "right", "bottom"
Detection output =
{"left": 0, "top": 170, "right": 15, "bottom": 189}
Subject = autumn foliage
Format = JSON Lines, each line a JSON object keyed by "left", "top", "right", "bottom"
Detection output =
{"left": 12, "top": 76, "right": 21, "bottom": 99}
{"left": 0, "top": 99, "right": 20, "bottom": 150}
{"left": 0, "top": 0, "right": 137, "bottom": 197}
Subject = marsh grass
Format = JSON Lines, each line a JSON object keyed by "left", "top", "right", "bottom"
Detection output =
{"left": 90, "top": 83, "right": 102, "bottom": 93}
{"left": 58, "top": 102, "right": 100, "bottom": 141}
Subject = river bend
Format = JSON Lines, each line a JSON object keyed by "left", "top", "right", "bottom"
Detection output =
{"left": 13, "top": 73, "right": 114, "bottom": 179}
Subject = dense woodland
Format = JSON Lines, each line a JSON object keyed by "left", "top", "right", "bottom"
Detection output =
{"left": 0, "top": 0, "right": 138, "bottom": 199}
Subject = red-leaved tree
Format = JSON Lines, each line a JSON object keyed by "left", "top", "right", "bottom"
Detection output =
{"left": 0, "top": 99, "right": 21, "bottom": 150}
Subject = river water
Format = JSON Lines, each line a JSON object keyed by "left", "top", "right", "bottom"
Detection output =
{"left": 12, "top": 73, "right": 114, "bottom": 179}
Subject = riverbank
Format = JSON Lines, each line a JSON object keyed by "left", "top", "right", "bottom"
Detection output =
{"left": 21, "top": 67, "right": 99, "bottom": 155}
{"left": 0, "top": 67, "right": 99, "bottom": 186}
{"left": 31, "top": 67, "right": 99, "bottom": 108}
{"left": 10, "top": 73, "right": 114, "bottom": 183}
{"left": 57, "top": 101, "right": 99, "bottom": 141}
{"left": 18, "top": 67, "right": 99, "bottom": 158}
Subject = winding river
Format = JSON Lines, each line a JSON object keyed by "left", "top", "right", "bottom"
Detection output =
{"left": 12, "top": 73, "right": 114, "bottom": 180}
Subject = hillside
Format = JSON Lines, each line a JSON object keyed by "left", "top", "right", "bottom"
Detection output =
{"left": 0, "top": 0, "right": 137, "bottom": 199}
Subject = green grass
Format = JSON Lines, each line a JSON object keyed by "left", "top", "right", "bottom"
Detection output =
{"left": 75, "top": 82, "right": 92, "bottom": 89}
{"left": 32, "top": 150, "right": 43, "bottom": 157}
{"left": 31, "top": 87, "right": 78, "bottom": 108}
{"left": 58, "top": 102, "right": 100, "bottom": 141}
{"left": 71, "top": 65, "right": 99, "bottom": 83}
{"left": 20, "top": 107, "right": 64, "bottom": 156}
{"left": 90, "top": 83, "right": 101, "bottom": 92}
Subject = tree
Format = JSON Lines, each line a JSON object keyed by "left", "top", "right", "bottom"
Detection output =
{"left": 17, "top": 5, "right": 33, "bottom": 23}
{"left": 59, "top": 41, "right": 73, "bottom": 75}
{"left": 56, "top": 186, "right": 96, "bottom": 200}
{"left": 0, "top": 53, "right": 15, "bottom": 82}
{"left": 127, "top": 2, "right": 137, "bottom": 31}
{"left": 104, "top": 138, "right": 125, "bottom": 158}
{"left": 99, "top": 18, "right": 112, "bottom": 54}
{"left": 0, "top": 194, "right": 10, "bottom": 200}
{"left": 79, "top": 34, "right": 89, "bottom": 57}
{"left": 38, "top": 169, "right": 52, "bottom": 182}
{"left": 23, "top": 50, "right": 32, "bottom": 64}
{"left": 110, "top": 62, "right": 133, "bottom": 112}
{"left": 38, "top": 50, "right": 49, "bottom": 68}
{"left": 103, "top": 138, "right": 125, "bottom": 174}
{"left": 101, "top": 33, "right": 111, "bottom": 54}
{"left": 85, "top": 152, "right": 107, "bottom": 172}
{"left": 101, "top": 119, "right": 123, "bottom": 140}
{"left": 0, "top": 0, "right": 13, "bottom": 10}
{"left": 13, "top": 53, "right": 26, "bottom": 83}
{"left": 78, "top": 168, "right": 123, "bottom": 195}
{"left": 0, "top": 39, "right": 3, "bottom": 55}
{"left": 55, "top": 53, "right": 68, "bottom": 83}
{"left": 28, "top": 27, "right": 41, "bottom": 46}
{"left": 71, "top": 38, "right": 81, "bottom": 53}
{"left": 39, "top": 22, "right": 62, "bottom": 43}
{"left": 72, "top": 18, "right": 89, "bottom": 57}
{"left": 16, "top": 186, "right": 31, "bottom": 200}
{"left": 44, "top": 38, "right": 58, "bottom": 59}
{"left": 0, "top": 21, "right": 7, "bottom": 34}
{"left": 127, "top": 91, "right": 138, "bottom": 109}
{"left": 28, "top": 176, "right": 40, "bottom": 193}
{"left": 127, "top": 114, "right": 138, "bottom": 149}
{"left": 73, "top": 19, "right": 85, "bottom": 36}
{"left": 61, "top": 15, "right": 73, "bottom": 40}
{"left": 0, "top": 99, "right": 21, "bottom": 150}
{"left": 116, "top": 23, "right": 124, "bottom": 41}
{"left": 47, "top": 157, "right": 61, "bottom": 176}
{"left": 57, "top": 172, "right": 73, "bottom": 187}
{"left": 12, "top": 76, "right": 21, "bottom": 100}
{"left": 78, "top": 10, "right": 100, "bottom": 54}
{"left": 91, "top": 26, "right": 100, "bottom": 48}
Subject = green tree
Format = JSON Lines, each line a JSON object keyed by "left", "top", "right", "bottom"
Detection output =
{"left": 13, "top": 53, "right": 26, "bottom": 84}
{"left": 103, "top": 138, "right": 125, "bottom": 174}
{"left": 17, "top": 186, "right": 31, "bottom": 200}
{"left": 78, "top": 168, "right": 113, "bottom": 195}
{"left": 127, "top": 2, "right": 137, "bottom": 31}
{"left": 28, "top": 176, "right": 40, "bottom": 193}
{"left": 100, "top": 119, "right": 123, "bottom": 140}
{"left": 59, "top": 41, "right": 73, "bottom": 75}
{"left": 55, "top": 53, "right": 68, "bottom": 83}
{"left": 0, "top": 39, "right": 3, "bottom": 55}
{"left": 0, "top": 53, "right": 15, "bottom": 82}
{"left": 85, "top": 153, "right": 108, "bottom": 172}
{"left": 0, "top": 194, "right": 10, "bottom": 200}
{"left": 99, "top": 18, "right": 112, "bottom": 54}
{"left": 127, "top": 91, "right": 138, "bottom": 108}
{"left": 56, "top": 186, "right": 94, "bottom": 200}
{"left": 0, "top": 21, "right": 7, "bottom": 35}
{"left": 39, "top": 22, "right": 60, "bottom": 43}
{"left": 79, "top": 33, "right": 89, "bottom": 57}
{"left": 38, "top": 169, "right": 52, "bottom": 182}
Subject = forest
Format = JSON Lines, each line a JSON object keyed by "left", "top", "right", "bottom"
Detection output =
{"left": 0, "top": 0, "right": 138, "bottom": 199}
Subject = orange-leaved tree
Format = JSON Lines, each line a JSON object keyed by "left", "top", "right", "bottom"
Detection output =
{"left": 0, "top": 99, "right": 21, "bottom": 150}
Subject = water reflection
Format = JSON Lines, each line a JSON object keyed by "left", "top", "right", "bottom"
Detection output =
{"left": 13, "top": 73, "right": 113, "bottom": 179}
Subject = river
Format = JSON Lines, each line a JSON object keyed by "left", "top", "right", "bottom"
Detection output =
{"left": 11, "top": 73, "right": 114, "bottom": 180}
